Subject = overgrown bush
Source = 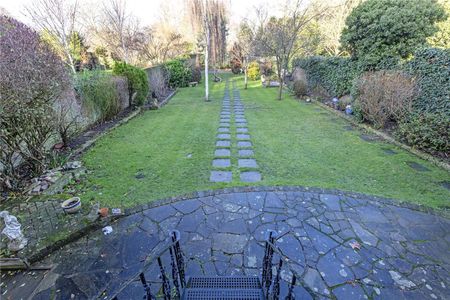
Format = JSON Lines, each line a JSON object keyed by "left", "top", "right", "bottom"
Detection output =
{"left": 75, "top": 70, "right": 121, "bottom": 123}
{"left": 147, "top": 67, "right": 169, "bottom": 100}
{"left": 113, "top": 61, "right": 149, "bottom": 106}
{"left": 163, "top": 59, "right": 192, "bottom": 88}
{"left": 340, "top": 0, "right": 446, "bottom": 68}
{"left": 406, "top": 48, "right": 450, "bottom": 114}
{"left": 248, "top": 61, "right": 260, "bottom": 81}
{"left": 292, "top": 80, "right": 308, "bottom": 97}
{"left": 0, "top": 16, "right": 71, "bottom": 190}
{"left": 352, "top": 70, "right": 416, "bottom": 128}
{"left": 293, "top": 56, "right": 359, "bottom": 97}
{"left": 397, "top": 113, "right": 450, "bottom": 154}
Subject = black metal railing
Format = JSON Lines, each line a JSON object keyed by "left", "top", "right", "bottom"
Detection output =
{"left": 106, "top": 230, "right": 186, "bottom": 300}
{"left": 261, "top": 230, "right": 298, "bottom": 300}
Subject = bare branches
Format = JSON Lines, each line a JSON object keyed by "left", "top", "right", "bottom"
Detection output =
{"left": 25, "top": 0, "right": 79, "bottom": 73}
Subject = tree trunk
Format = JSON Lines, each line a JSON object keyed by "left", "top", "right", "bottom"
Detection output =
{"left": 244, "top": 66, "right": 248, "bottom": 89}
{"left": 204, "top": 9, "right": 210, "bottom": 101}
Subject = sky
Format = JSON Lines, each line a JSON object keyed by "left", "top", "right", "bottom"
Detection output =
{"left": 0, "top": 0, "right": 270, "bottom": 27}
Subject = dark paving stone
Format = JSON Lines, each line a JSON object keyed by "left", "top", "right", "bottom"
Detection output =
{"left": 216, "top": 140, "right": 230, "bottom": 147}
{"left": 382, "top": 148, "right": 397, "bottom": 155}
{"left": 237, "top": 127, "right": 248, "bottom": 133}
{"left": 238, "top": 159, "right": 258, "bottom": 168}
{"left": 360, "top": 134, "right": 382, "bottom": 142}
{"left": 237, "top": 141, "right": 252, "bottom": 148}
{"left": 333, "top": 284, "right": 367, "bottom": 299}
{"left": 440, "top": 181, "right": 450, "bottom": 191}
{"left": 240, "top": 171, "right": 261, "bottom": 182}
{"left": 209, "top": 171, "right": 232, "bottom": 182}
{"left": 214, "top": 149, "right": 231, "bottom": 157}
{"left": 212, "top": 159, "right": 231, "bottom": 168}
{"left": 238, "top": 149, "right": 254, "bottom": 157}
{"left": 406, "top": 161, "right": 430, "bottom": 172}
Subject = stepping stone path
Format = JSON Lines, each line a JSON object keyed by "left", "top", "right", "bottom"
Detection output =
{"left": 210, "top": 80, "right": 261, "bottom": 182}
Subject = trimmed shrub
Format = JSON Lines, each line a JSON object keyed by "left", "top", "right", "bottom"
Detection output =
{"left": 406, "top": 48, "right": 450, "bottom": 114}
{"left": 397, "top": 113, "right": 449, "bottom": 154}
{"left": 340, "top": 0, "right": 446, "bottom": 67}
{"left": 352, "top": 70, "right": 416, "bottom": 128}
{"left": 75, "top": 70, "right": 121, "bottom": 123}
{"left": 113, "top": 61, "right": 149, "bottom": 106}
{"left": 293, "top": 56, "right": 359, "bottom": 97}
{"left": 248, "top": 61, "right": 260, "bottom": 81}
{"left": 293, "top": 80, "right": 308, "bottom": 97}
{"left": 163, "top": 59, "right": 192, "bottom": 88}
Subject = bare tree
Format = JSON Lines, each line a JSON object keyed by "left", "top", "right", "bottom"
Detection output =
{"left": 254, "top": 0, "right": 327, "bottom": 100}
{"left": 25, "top": 0, "right": 79, "bottom": 73}
{"left": 236, "top": 22, "right": 256, "bottom": 89}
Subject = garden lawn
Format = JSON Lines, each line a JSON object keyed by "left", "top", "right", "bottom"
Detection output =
{"left": 79, "top": 74, "right": 450, "bottom": 210}
{"left": 237, "top": 78, "right": 450, "bottom": 209}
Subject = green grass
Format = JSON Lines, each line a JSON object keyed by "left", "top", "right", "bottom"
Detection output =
{"left": 78, "top": 74, "right": 450, "bottom": 209}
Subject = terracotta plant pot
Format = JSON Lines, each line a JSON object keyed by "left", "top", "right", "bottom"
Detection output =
{"left": 61, "top": 197, "right": 81, "bottom": 214}
{"left": 98, "top": 207, "right": 109, "bottom": 218}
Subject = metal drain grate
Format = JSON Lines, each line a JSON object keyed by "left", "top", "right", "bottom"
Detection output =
{"left": 187, "top": 276, "right": 261, "bottom": 289}
{"left": 183, "top": 288, "right": 263, "bottom": 300}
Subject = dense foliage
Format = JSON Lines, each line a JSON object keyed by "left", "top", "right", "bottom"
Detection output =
{"left": 397, "top": 113, "right": 450, "bottom": 154}
{"left": 75, "top": 70, "right": 121, "bottom": 123}
{"left": 341, "top": 0, "right": 446, "bottom": 68}
{"left": 248, "top": 61, "right": 260, "bottom": 81}
{"left": 0, "top": 16, "right": 71, "bottom": 189}
{"left": 293, "top": 56, "right": 359, "bottom": 97}
{"left": 406, "top": 48, "right": 450, "bottom": 114}
{"left": 163, "top": 59, "right": 192, "bottom": 88}
{"left": 113, "top": 61, "right": 149, "bottom": 106}
{"left": 292, "top": 80, "right": 308, "bottom": 97}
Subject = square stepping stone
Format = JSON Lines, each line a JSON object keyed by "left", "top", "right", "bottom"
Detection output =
{"left": 213, "top": 158, "right": 231, "bottom": 168}
{"left": 236, "top": 123, "right": 247, "bottom": 127}
{"left": 237, "top": 141, "right": 252, "bottom": 148}
{"left": 238, "top": 158, "right": 258, "bottom": 168}
{"left": 220, "top": 119, "right": 230, "bottom": 123}
{"left": 406, "top": 161, "right": 430, "bottom": 172}
{"left": 210, "top": 171, "right": 232, "bottom": 182}
{"left": 216, "top": 140, "right": 231, "bottom": 147}
{"left": 237, "top": 127, "right": 248, "bottom": 133}
{"left": 219, "top": 123, "right": 230, "bottom": 127}
{"left": 240, "top": 171, "right": 261, "bottom": 182}
{"left": 237, "top": 134, "right": 251, "bottom": 140}
{"left": 215, "top": 149, "right": 231, "bottom": 157}
{"left": 236, "top": 118, "right": 247, "bottom": 123}
{"left": 221, "top": 111, "right": 230, "bottom": 115}
{"left": 218, "top": 127, "right": 230, "bottom": 133}
{"left": 217, "top": 133, "right": 231, "bottom": 139}
{"left": 238, "top": 149, "right": 254, "bottom": 157}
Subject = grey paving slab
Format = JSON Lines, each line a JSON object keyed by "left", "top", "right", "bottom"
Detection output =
{"left": 219, "top": 123, "right": 230, "bottom": 127}
{"left": 212, "top": 159, "right": 231, "bottom": 168}
{"left": 238, "top": 149, "right": 254, "bottom": 157}
{"left": 209, "top": 171, "right": 232, "bottom": 182}
{"left": 218, "top": 127, "right": 230, "bottom": 133}
{"left": 236, "top": 122, "right": 248, "bottom": 127}
{"left": 238, "top": 158, "right": 258, "bottom": 168}
{"left": 217, "top": 133, "right": 231, "bottom": 139}
{"left": 406, "top": 161, "right": 430, "bottom": 172}
{"left": 214, "top": 149, "right": 231, "bottom": 157}
{"left": 240, "top": 171, "right": 261, "bottom": 182}
{"left": 237, "top": 134, "right": 251, "bottom": 140}
{"left": 237, "top": 127, "right": 248, "bottom": 133}
{"left": 237, "top": 141, "right": 252, "bottom": 148}
{"left": 216, "top": 140, "right": 231, "bottom": 147}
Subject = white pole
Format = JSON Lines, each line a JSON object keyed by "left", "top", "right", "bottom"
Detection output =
{"left": 204, "top": 0, "right": 209, "bottom": 101}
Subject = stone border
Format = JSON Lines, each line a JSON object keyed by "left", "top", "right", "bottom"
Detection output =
{"left": 312, "top": 100, "right": 450, "bottom": 172}
{"left": 69, "top": 107, "right": 143, "bottom": 159}
{"left": 22, "top": 185, "right": 449, "bottom": 264}
{"left": 157, "top": 89, "right": 177, "bottom": 108}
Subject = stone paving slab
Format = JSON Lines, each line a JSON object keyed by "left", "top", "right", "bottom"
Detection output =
{"left": 4, "top": 188, "right": 449, "bottom": 300}
{"left": 237, "top": 141, "right": 252, "bottom": 148}
{"left": 216, "top": 133, "right": 231, "bottom": 140}
{"left": 237, "top": 134, "right": 251, "bottom": 140}
{"left": 215, "top": 149, "right": 231, "bottom": 157}
{"left": 239, "top": 149, "right": 254, "bottom": 157}
{"left": 237, "top": 127, "right": 248, "bottom": 133}
{"left": 238, "top": 158, "right": 258, "bottom": 168}
{"left": 209, "top": 171, "right": 232, "bottom": 182}
{"left": 216, "top": 140, "right": 231, "bottom": 147}
{"left": 240, "top": 171, "right": 261, "bottom": 182}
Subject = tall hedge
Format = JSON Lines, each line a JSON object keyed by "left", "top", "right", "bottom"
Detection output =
{"left": 163, "top": 59, "right": 192, "bottom": 88}
{"left": 293, "top": 56, "right": 359, "bottom": 97}
{"left": 406, "top": 48, "right": 450, "bottom": 114}
{"left": 113, "top": 61, "right": 149, "bottom": 106}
